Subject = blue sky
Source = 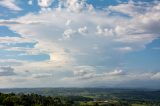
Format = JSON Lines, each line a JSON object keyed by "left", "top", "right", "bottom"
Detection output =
{"left": 0, "top": 0, "right": 160, "bottom": 88}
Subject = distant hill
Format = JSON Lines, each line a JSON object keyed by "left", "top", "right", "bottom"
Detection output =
{"left": 0, "top": 88, "right": 160, "bottom": 101}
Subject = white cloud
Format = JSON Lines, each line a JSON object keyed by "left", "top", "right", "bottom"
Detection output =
{"left": 96, "top": 26, "right": 115, "bottom": 36}
{"left": 151, "top": 72, "right": 160, "bottom": 80}
{"left": 73, "top": 66, "right": 96, "bottom": 77}
{"left": 32, "top": 73, "right": 53, "bottom": 78}
{"left": 0, "top": 1, "right": 159, "bottom": 71}
{"left": 38, "top": 0, "right": 53, "bottom": 8}
{"left": 63, "top": 67, "right": 160, "bottom": 88}
{"left": 0, "top": 36, "right": 35, "bottom": 44}
{"left": 65, "top": 20, "right": 72, "bottom": 26}
{"left": 108, "top": 1, "right": 151, "bottom": 17}
{"left": 96, "top": 26, "right": 103, "bottom": 35}
{"left": 60, "top": 0, "right": 84, "bottom": 12}
{"left": 78, "top": 26, "right": 88, "bottom": 35}
{"left": 28, "top": 0, "right": 33, "bottom": 5}
{"left": 0, "top": 0, "right": 160, "bottom": 88}
{"left": 63, "top": 29, "right": 76, "bottom": 39}
{"left": 0, "top": 0, "right": 22, "bottom": 11}
{"left": 63, "top": 66, "right": 126, "bottom": 82}
{"left": 107, "top": 70, "right": 125, "bottom": 76}
{"left": 116, "top": 47, "right": 133, "bottom": 53}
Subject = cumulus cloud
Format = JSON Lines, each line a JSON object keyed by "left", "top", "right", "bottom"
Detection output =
{"left": 96, "top": 26, "right": 114, "bottom": 36}
{"left": 0, "top": 0, "right": 159, "bottom": 66}
{"left": 60, "top": 0, "right": 84, "bottom": 12}
{"left": 73, "top": 66, "right": 96, "bottom": 78}
{"left": 28, "top": 0, "right": 33, "bottom": 5}
{"left": 78, "top": 26, "right": 88, "bottom": 35}
{"left": 63, "top": 29, "right": 76, "bottom": 39}
{"left": 0, "top": 0, "right": 159, "bottom": 71}
{"left": 63, "top": 66, "right": 126, "bottom": 82}
{"left": 63, "top": 67, "right": 160, "bottom": 88}
{"left": 0, "top": 0, "right": 160, "bottom": 88}
{"left": 38, "top": 0, "right": 53, "bottom": 8}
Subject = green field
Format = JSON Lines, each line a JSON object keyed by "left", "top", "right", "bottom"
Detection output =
{"left": 131, "top": 104, "right": 148, "bottom": 106}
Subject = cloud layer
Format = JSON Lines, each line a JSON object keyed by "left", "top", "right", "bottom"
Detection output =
{"left": 0, "top": 0, "right": 160, "bottom": 88}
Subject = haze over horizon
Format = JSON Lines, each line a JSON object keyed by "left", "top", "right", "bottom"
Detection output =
{"left": 0, "top": 0, "right": 160, "bottom": 88}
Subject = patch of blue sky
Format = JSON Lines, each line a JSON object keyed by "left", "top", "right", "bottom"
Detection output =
{"left": 0, "top": 49, "right": 25, "bottom": 56}
{"left": 17, "top": 54, "right": 50, "bottom": 62}
{"left": 123, "top": 39, "right": 160, "bottom": 71}
{"left": 12, "top": 42, "right": 36, "bottom": 48}
{"left": 87, "top": 0, "right": 119, "bottom": 9}
{"left": 16, "top": 0, "right": 40, "bottom": 13}
{"left": 0, "top": 26, "right": 20, "bottom": 37}
{"left": 75, "top": 53, "right": 121, "bottom": 70}
{"left": 0, "top": 42, "right": 36, "bottom": 48}
{"left": 0, "top": 6, "right": 18, "bottom": 19}
{"left": 17, "top": 0, "right": 59, "bottom": 14}
{"left": 0, "top": 49, "right": 50, "bottom": 62}
{"left": 50, "top": 0, "right": 59, "bottom": 8}
{"left": 132, "top": 0, "right": 157, "bottom": 3}
{"left": 109, "top": 11, "right": 131, "bottom": 18}
{"left": 0, "top": 0, "right": 39, "bottom": 20}
{"left": 87, "top": 0, "right": 151, "bottom": 10}
{"left": 87, "top": 0, "right": 156, "bottom": 10}
{"left": 147, "top": 38, "right": 160, "bottom": 49}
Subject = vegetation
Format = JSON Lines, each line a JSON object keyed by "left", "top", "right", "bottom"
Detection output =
{"left": 0, "top": 88, "right": 160, "bottom": 106}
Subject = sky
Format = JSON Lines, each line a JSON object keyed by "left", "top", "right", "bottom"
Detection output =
{"left": 0, "top": 0, "right": 160, "bottom": 89}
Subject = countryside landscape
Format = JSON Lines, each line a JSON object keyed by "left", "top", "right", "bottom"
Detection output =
{"left": 0, "top": 0, "right": 160, "bottom": 106}
{"left": 0, "top": 88, "right": 160, "bottom": 106}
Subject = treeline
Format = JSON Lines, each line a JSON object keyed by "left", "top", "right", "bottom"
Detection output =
{"left": 0, "top": 92, "right": 70, "bottom": 106}
{"left": 0, "top": 92, "right": 160, "bottom": 106}
{"left": 0, "top": 92, "right": 95, "bottom": 106}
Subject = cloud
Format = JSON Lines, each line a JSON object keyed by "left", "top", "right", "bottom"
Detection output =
{"left": 63, "top": 29, "right": 76, "bottom": 39}
{"left": 0, "top": 0, "right": 22, "bottom": 11}
{"left": 38, "top": 0, "right": 53, "bottom": 8}
{"left": 115, "top": 47, "right": 133, "bottom": 53}
{"left": 0, "top": 0, "right": 159, "bottom": 65}
{"left": 60, "top": 0, "right": 84, "bottom": 12}
{"left": 0, "top": 0, "right": 160, "bottom": 88}
{"left": 63, "top": 66, "right": 126, "bottom": 81}
{"left": 0, "top": 59, "right": 26, "bottom": 66}
{"left": 151, "top": 72, "right": 160, "bottom": 80}
{"left": 0, "top": 0, "right": 159, "bottom": 72}
{"left": 107, "top": 70, "right": 125, "bottom": 76}
{"left": 78, "top": 26, "right": 88, "bottom": 35}
{"left": 65, "top": 20, "right": 72, "bottom": 26}
{"left": 73, "top": 66, "right": 96, "bottom": 78}
{"left": 0, "top": 36, "right": 35, "bottom": 44}
{"left": 62, "top": 67, "right": 160, "bottom": 88}
{"left": 108, "top": 1, "right": 138, "bottom": 16}
{"left": 32, "top": 73, "right": 53, "bottom": 78}
{"left": 28, "top": 0, "right": 33, "bottom": 5}
{"left": 96, "top": 25, "right": 115, "bottom": 36}
{"left": 0, "top": 66, "right": 17, "bottom": 76}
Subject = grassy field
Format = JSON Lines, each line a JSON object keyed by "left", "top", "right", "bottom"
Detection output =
{"left": 131, "top": 104, "right": 149, "bottom": 106}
